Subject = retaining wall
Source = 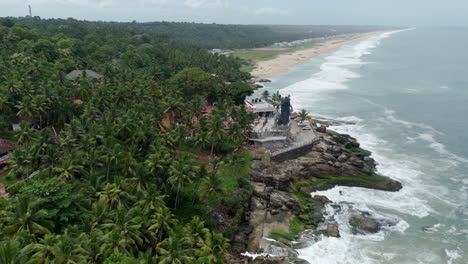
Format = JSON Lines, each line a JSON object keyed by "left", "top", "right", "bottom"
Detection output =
{"left": 270, "top": 139, "right": 319, "bottom": 163}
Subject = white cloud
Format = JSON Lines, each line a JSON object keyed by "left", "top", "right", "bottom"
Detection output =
{"left": 254, "top": 7, "right": 289, "bottom": 16}
{"left": 53, "top": 0, "right": 115, "bottom": 8}
{"left": 183, "top": 0, "right": 228, "bottom": 9}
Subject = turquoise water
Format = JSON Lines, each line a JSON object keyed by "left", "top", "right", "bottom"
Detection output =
{"left": 258, "top": 29, "right": 468, "bottom": 264}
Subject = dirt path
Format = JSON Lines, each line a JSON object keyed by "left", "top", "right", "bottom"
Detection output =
{"left": 0, "top": 183, "right": 8, "bottom": 199}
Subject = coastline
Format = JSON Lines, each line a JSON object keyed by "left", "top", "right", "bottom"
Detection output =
{"left": 250, "top": 31, "right": 385, "bottom": 80}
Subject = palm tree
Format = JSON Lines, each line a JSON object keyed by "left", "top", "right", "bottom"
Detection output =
{"left": 298, "top": 109, "right": 310, "bottom": 122}
{"left": 100, "top": 206, "right": 148, "bottom": 256}
{"left": 15, "top": 122, "right": 34, "bottom": 145}
{"left": 200, "top": 172, "right": 223, "bottom": 201}
{"left": 197, "top": 233, "right": 229, "bottom": 264}
{"left": 135, "top": 186, "right": 167, "bottom": 215}
{"left": 261, "top": 90, "right": 270, "bottom": 100}
{"left": 156, "top": 232, "right": 193, "bottom": 264}
{"left": 52, "top": 159, "right": 84, "bottom": 182}
{"left": 20, "top": 234, "right": 56, "bottom": 263}
{"left": 145, "top": 150, "right": 172, "bottom": 181}
{"left": 168, "top": 155, "right": 198, "bottom": 208}
{"left": 15, "top": 98, "right": 35, "bottom": 120}
{"left": 0, "top": 240, "right": 25, "bottom": 264}
{"left": 21, "top": 232, "right": 89, "bottom": 264}
{"left": 97, "top": 183, "right": 134, "bottom": 209}
{"left": 206, "top": 111, "right": 225, "bottom": 156}
{"left": 187, "top": 217, "right": 209, "bottom": 245}
{"left": 149, "top": 206, "right": 175, "bottom": 243}
{"left": 0, "top": 94, "right": 11, "bottom": 113}
{"left": 0, "top": 196, "right": 53, "bottom": 238}
{"left": 271, "top": 91, "right": 282, "bottom": 105}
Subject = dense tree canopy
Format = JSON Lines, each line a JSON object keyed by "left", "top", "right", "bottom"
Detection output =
{"left": 0, "top": 17, "right": 256, "bottom": 263}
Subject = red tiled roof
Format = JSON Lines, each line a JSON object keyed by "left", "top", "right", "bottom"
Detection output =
{"left": 0, "top": 139, "right": 17, "bottom": 154}
{"left": 0, "top": 157, "right": 11, "bottom": 166}
{"left": 72, "top": 99, "right": 84, "bottom": 105}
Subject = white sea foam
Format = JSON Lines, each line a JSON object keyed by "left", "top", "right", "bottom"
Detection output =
{"left": 445, "top": 249, "right": 461, "bottom": 264}
{"left": 279, "top": 28, "right": 468, "bottom": 263}
{"left": 280, "top": 29, "right": 397, "bottom": 110}
{"left": 417, "top": 133, "right": 468, "bottom": 164}
{"left": 240, "top": 252, "right": 276, "bottom": 260}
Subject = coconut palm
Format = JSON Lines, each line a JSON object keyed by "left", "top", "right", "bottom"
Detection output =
{"left": 52, "top": 159, "right": 84, "bottom": 182}
{"left": 156, "top": 232, "right": 193, "bottom": 264}
{"left": 197, "top": 232, "right": 229, "bottom": 264}
{"left": 100, "top": 206, "right": 148, "bottom": 256}
{"left": 200, "top": 172, "right": 223, "bottom": 201}
{"left": 206, "top": 111, "right": 225, "bottom": 156}
{"left": 187, "top": 217, "right": 209, "bottom": 245}
{"left": 298, "top": 109, "right": 310, "bottom": 121}
{"left": 97, "top": 183, "right": 134, "bottom": 209}
{"left": 168, "top": 154, "right": 199, "bottom": 208}
{"left": 15, "top": 121, "right": 35, "bottom": 145}
{"left": 148, "top": 206, "right": 175, "bottom": 243}
{"left": 0, "top": 196, "right": 53, "bottom": 238}
{"left": 0, "top": 239, "right": 25, "bottom": 264}
{"left": 22, "top": 232, "right": 89, "bottom": 264}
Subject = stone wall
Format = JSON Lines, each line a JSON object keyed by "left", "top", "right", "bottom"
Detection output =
{"left": 271, "top": 140, "right": 318, "bottom": 163}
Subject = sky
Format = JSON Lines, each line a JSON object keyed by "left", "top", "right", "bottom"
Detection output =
{"left": 0, "top": 0, "right": 467, "bottom": 27}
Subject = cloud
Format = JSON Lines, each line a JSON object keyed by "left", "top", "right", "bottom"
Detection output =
{"left": 254, "top": 7, "right": 289, "bottom": 16}
{"left": 183, "top": 0, "right": 228, "bottom": 9}
{"left": 52, "top": 0, "right": 115, "bottom": 8}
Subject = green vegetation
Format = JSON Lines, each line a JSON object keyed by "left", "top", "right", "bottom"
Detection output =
{"left": 268, "top": 229, "right": 295, "bottom": 242}
{"left": 293, "top": 173, "right": 398, "bottom": 193}
{"left": 0, "top": 17, "right": 260, "bottom": 263}
{"left": 240, "top": 65, "right": 255, "bottom": 73}
{"left": 234, "top": 48, "right": 292, "bottom": 62}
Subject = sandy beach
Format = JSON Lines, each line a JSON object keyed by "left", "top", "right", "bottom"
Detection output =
{"left": 251, "top": 31, "right": 384, "bottom": 80}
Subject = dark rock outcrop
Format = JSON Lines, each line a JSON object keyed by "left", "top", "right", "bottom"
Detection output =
{"left": 229, "top": 129, "right": 402, "bottom": 263}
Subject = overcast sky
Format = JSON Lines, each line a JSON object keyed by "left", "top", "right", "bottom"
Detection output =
{"left": 1, "top": 0, "right": 467, "bottom": 26}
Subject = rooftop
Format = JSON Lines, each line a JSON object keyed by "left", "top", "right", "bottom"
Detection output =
{"left": 246, "top": 99, "right": 276, "bottom": 113}
{"left": 66, "top": 70, "right": 104, "bottom": 81}
{"left": 0, "top": 139, "right": 17, "bottom": 155}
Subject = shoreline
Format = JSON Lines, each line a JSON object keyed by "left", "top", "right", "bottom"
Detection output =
{"left": 250, "top": 31, "right": 385, "bottom": 80}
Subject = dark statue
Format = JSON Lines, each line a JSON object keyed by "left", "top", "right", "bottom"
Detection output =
{"left": 278, "top": 95, "right": 293, "bottom": 125}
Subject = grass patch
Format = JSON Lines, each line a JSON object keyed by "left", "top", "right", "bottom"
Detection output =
{"left": 289, "top": 217, "right": 304, "bottom": 237}
{"left": 0, "top": 172, "right": 18, "bottom": 186}
{"left": 0, "top": 131, "right": 16, "bottom": 141}
{"left": 268, "top": 229, "right": 295, "bottom": 242}
{"left": 297, "top": 173, "right": 398, "bottom": 193}
{"left": 346, "top": 146, "right": 371, "bottom": 158}
{"left": 177, "top": 141, "right": 210, "bottom": 156}
{"left": 240, "top": 64, "right": 255, "bottom": 73}
{"left": 233, "top": 49, "right": 292, "bottom": 62}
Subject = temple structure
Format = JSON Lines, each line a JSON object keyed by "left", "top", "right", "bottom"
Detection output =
{"left": 246, "top": 97, "right": 292, "bottom": 149}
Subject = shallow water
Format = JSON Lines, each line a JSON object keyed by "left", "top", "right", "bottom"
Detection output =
{"left": 256, "top": 28, "right": 468, "bottom": 264}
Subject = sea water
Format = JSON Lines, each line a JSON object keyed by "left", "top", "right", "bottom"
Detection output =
{"left": 256, "top": 28, "right": 468, "bottom": 263}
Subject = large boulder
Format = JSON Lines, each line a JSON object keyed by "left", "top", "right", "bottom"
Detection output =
{"left": 349, "top": 212, "right": 380, "bottom": 234}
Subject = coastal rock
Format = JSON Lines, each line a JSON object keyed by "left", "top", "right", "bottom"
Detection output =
{"left": 316, "top": 125, "right": 327, "bottom": 133}
{"left": 258, "top": 78, "right": 272, "bottom": 83}
{"left": 250, "top": 256, "right": 288, "bottom": 264}
{"left": 337, "top": 153, "right": 349, "bottom": 162}
{"left": 312, "top": 117, "right": 356, "bottom": 128}
{"left": 349, "top": 212, "right": 380, "bottom": 234}
{"left": 326, "top": 223, "right": 340, "bottom": 237}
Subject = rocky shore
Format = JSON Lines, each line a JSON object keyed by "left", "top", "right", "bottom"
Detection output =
{"left": 228, "top": 128, "right": 402, "bottom": 264}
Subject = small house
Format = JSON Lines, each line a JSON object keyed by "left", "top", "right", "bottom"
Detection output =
{"left": 0, "top": 139, "right": 17, "bottom": 168}
{"left": 65, "top": 70, "right": 104, "bottom": 81}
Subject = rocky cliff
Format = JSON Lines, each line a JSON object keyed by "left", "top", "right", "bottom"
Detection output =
{"left": 229, "top": 129, "right": 402, "bottom": 264}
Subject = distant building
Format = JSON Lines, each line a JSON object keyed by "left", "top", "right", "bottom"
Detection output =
{"left": 0, "top": 139, "right": 17, "bottom": 168}
{"left": 65, "top": 70, "right": 104, "bottom": 81}
{"left": 245, "top": 98, "right": 277, "bottom": 118}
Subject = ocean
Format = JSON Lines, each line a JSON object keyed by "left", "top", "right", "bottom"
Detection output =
{"left": 256, "top": 28, "right": 468, "bottom": 264}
